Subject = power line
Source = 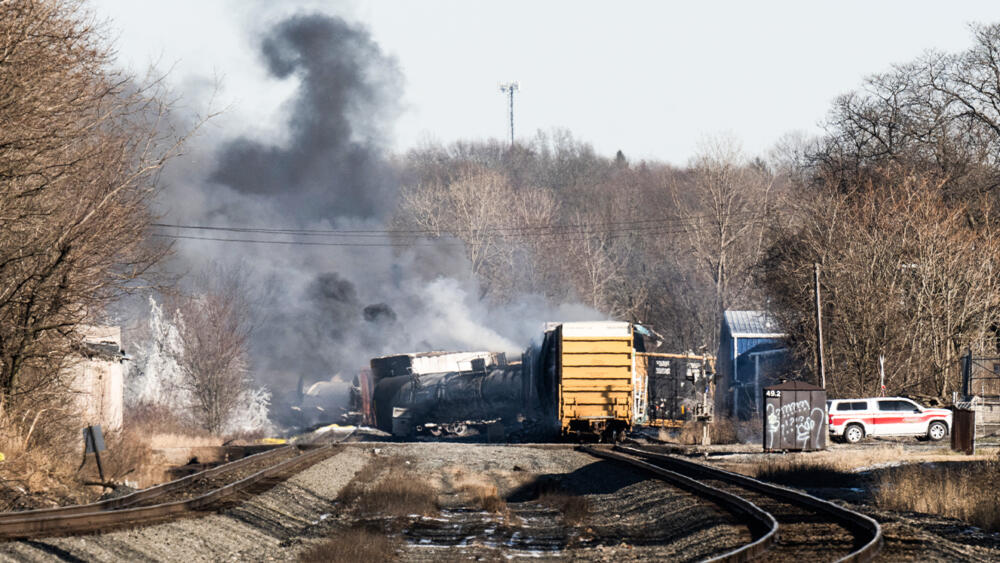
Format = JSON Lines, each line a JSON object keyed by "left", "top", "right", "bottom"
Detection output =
{"left": 151, "top": 215, "right": 777, "bottom": 248}
{"left": 150, "top": 210, "right": 771, "bottom": 238}
{"left": 150, "top": 234, "right": 467, "bottom": 247}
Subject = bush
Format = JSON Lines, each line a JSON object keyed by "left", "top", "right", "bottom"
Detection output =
{"left": 299, "top": 525, "right": 399, "bottom": 563}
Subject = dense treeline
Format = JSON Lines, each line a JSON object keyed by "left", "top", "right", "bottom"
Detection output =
{"left": 394, "top": 132, "right": 775, "bottom": 355}
{"left": 396, "top": 23, "right": 1000, "bottom": 399}
{"left": 766, "top": 23, "right": 1000, "bottom": 398}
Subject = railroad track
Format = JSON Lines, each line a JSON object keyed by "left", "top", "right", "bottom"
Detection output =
{"left": 580, "top": 444, "right": 882, "bottom": 562}
{"left": 0, "top": 442, "right": 336, "bottom": 540}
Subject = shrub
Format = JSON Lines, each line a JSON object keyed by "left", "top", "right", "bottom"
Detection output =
{"left": 299, "top": 525, "right": 399, "bottom": 563}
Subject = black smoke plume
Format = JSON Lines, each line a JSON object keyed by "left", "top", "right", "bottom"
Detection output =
{"left": 210, "top": 15, "right": 400, "bottom": 221}
{"left": 143, "top": 12, "right": 599, "bottom": 431}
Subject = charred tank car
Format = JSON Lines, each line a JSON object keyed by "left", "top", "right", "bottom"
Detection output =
{"left": 372, "top": 363, "right": 552, "bottom": 438}
{"left": 369, "top": 351, "right": 548, "bottom": 438}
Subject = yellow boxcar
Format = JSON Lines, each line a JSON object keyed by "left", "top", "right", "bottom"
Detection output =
{"left": 552, "top": 321, "right": 635, "bottom": 438}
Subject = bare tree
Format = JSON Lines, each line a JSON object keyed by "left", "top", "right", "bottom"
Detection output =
{"left": 0, "top": 0, "right": 185, "bottom": 405}
{"left": 761, "top": 167, "right": 1000, "bottom": 398}
{"left": 395, "top": 168, "right": 559, "bottom": 301}
{"left": 672, "top": 138, "right": 775, "bottom": 349}
{"left": 173, "top": 266, "right": 255, "bottom": 434}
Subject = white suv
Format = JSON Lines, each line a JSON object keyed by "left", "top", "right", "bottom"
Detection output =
{"left": 827, "top": 397, "right": 951, "bottom": 443}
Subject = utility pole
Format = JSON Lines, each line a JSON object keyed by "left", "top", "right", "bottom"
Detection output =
{"left": 499, "top": 81, "right": 519, "bottom": 147}
{"left": 814, "top": 262, "right": 826, "bottom": 388}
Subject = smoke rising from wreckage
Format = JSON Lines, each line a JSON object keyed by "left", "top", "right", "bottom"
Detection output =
{"left": 148, "top": 12, "right": 607, "bottom": 432}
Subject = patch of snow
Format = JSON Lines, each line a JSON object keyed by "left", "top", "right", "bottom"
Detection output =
{"left": 852, "top": 461, "right": 905, "bottom": 473}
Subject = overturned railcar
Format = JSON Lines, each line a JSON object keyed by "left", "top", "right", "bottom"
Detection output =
{"left": 370, "top": 351, "right": 508, "bottom": 382}
{"left": 372, "top": 363, "right": 548, "bottom": 438}
{"left": 638, "top": 352, "right": 715, "bottom": 427}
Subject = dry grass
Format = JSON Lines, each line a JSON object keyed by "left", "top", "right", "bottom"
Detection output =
{"left": 145, "top": 433, "right": 222, "bottom": 449}
{"left": 339, "top": 456, "right": 439, "bottom": 518}
{"left": 736, "top": 414, "right": 763, "bottom": 444}
{"left": 0, "top": 401, "right": 234, "bottom": 509}
{"left": 711, "top": 417, "right": 738, "bottom": 444}
{"left": 126, "top": 404, "right": 219, "bottom": 444}
{"left": 96, "top": 427, "right": 154, "bottom": 485}
{"left": 120, "top": 404, "right": 226, "bottom": 486}
{"left": 875, "top": 461, "right": 1000, "bottom": 531}
{"left": 539, "top": 490, "right": 589, "bottom": 525}
{"left": 355, "top": 478, "right": 439, "bottom": 517}
{"left": 299, "top": 525, "right": 400, "bottom": 563}
{"left": 734, "top": 443, "right": 916, "bottom": 479}
{"left": 0, "top": 400, "right": 93, "bottom": 509}
{"left": 457, "top": 478, "right": 507, "bottom": 514}
{"left": 657, "top": 422, "right": 708, "bottom": 445}
{"left": 751, "top": 458, "right": 854, "bottom": 487}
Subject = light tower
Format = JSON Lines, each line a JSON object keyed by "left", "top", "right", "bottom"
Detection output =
{"left": 498, "top": 81, "right": 519, "bottom": 147}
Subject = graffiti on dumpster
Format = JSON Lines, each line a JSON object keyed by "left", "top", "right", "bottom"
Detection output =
{"left": 766, "top": 399, "right": 825, "bottom": 449}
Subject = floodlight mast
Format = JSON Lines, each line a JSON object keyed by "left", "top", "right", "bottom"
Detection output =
{"left": 499, "top": 81, "right": 519, "bottom": 147}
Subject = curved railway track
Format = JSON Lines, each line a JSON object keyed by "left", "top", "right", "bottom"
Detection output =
{"left": 0, "top": 442, "right": 337, "bottom": 540}
{"left": 580, "top": 444, "right": 882, "bottom": 562}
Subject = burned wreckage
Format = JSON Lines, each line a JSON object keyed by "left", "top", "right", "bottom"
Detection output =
{"left": 351, "top": 322, "right": 716, "bottom": 440}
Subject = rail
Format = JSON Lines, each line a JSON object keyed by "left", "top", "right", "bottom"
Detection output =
{"left": 615, "top": 445, "right": 883, "bottom": 563}
{"left": 579, "top": 445, "right": 776, "bottom": 562}
{"left": 0, "top": 443, "right": 333, "bottom": 540}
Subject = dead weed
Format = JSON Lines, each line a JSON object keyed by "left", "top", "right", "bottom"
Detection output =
{"left": 339, "top": 455, "right": 439, "bottom": 517}
{"left": 457, "top": 479, "right": 507, "bottom": 514}
{"left": 875, "top": 461, "right": 1000, "bottom": 532}
{"left": 299, "top": 524, "right": 399, "bottom": 562}
{"left": 539, "top": 490, "right": 589, "bottom": 525}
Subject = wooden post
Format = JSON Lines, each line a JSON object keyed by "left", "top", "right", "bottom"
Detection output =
{"left": 814, "top": 263, "right": 826, "bottom": 389}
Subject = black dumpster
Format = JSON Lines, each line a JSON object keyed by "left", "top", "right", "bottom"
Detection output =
{"left": 763, "top": 380, "right": 827, "bottom": 451}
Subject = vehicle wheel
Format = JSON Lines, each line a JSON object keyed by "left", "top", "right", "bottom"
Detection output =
{"left": 927, "top": 421, "right": 948, "bottom": 441}
{"left": 844, "top": 424, "right": 865, "bottom": 444}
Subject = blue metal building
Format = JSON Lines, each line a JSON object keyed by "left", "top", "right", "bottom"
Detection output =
{"left": 717, "top": 310, "right": 787, "bottom": 420}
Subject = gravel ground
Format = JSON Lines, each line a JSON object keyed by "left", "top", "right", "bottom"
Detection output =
{"left": 0, "top": 446, "right": 369, "bottom": 562}
{"left": 0, "top": 443, "right": 752, "bottom": 562}
{"left": 872, "top": 510, "right": 1000, "bottom": 562}
{"left": 15, "top": 440, "right": 989, "bottom": 562}
{"left": 308, "top": 443, "right": 750, "bottom": 562}
{"left": 690, "top": 442, "right": 1000, "bottom": 562}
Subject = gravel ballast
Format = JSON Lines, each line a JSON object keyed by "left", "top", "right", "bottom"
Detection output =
{"left": 0, "top": 447, "right": 369, "bottom": 562}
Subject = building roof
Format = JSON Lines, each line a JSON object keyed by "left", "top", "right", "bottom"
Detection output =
{"left": 724, "top": 310, "right": 785, "bottom": 339}
{"left": 765, "top": 380, "right": 824, "bottom": 391}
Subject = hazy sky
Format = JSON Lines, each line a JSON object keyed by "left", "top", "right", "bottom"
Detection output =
{"left": 91, "top": 0, "right": 1000, "bottom": 165}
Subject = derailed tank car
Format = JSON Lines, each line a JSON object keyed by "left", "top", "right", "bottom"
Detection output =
{"left": 369, "top": 350, "right": 532, "bottom": 437}
{"left": 372, "top": 363, "right": 547, "bottom": 438}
